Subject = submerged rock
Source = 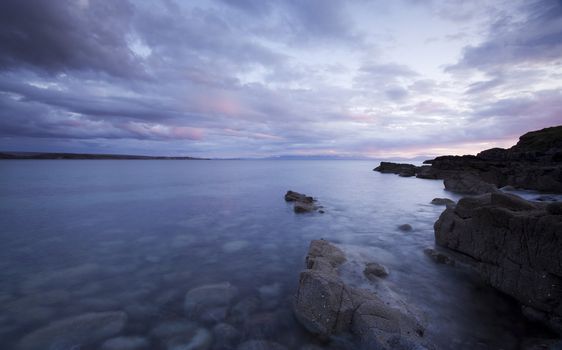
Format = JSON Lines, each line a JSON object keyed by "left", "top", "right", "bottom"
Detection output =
{"left": 434, "top": 192, "right": 562, "bottom": 333}
{"left": 423, "top": 248, "right": 455, "bottom": 266}
{"left": 237, "top": 340, "right": 288, "bottom": 350}
{"left": 101, "top": 336, "right": 150, "bottom": 350}
{"left": 21, "top": 263, "right": 101, "bottom": 293}
{"left": 212, "top": 323, "right": 240, "bottom": 350}
{"left": 165, "top": 328, "right": 212, "bottom": 350}
{"left": 294, "top": 240, "right": 430, "bottom": 349}
{"left": 150, "top": 321, "right": 198, "bottom": 340}
{"left": 363, "top": 262, "right": 389, "bottom": 279}
{"left": 184, "top": 282, "right": 238, "bottom": 317}
{"left": 18, "top": 311, "right": 127, "bottom": 350}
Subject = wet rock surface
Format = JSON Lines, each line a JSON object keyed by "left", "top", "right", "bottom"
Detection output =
{"left": 434, "top": 192, "right": 562, "bottom": 334}
{"left": 374, "top": 126, "right": 562, "bottom": 194}
{"left": 294, "top": 240, "right": 430, "bottom": 349}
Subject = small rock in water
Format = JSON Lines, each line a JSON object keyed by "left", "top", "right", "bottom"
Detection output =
{"left": 398, "top": 224, "right": 413, "bottom": 232}
{"left": 284, "top": 190, "right": 314, "bottom": 203}
{"left": 284, "top": 190, "right": 321, "bottom": 213}
{"left": 363, "top": 262, "right": 389, "bottom": 279}
{"left": 150, "top": 321, "right": 198, "bottom": 340}
{"left": 18, "top": 311, "right": 127, "bottom": 350}
{"left": 184, "top": 282, "right": 238, "bottom": 316}
{"left": 101, "top": 336, "right": 150, "bottom": 350}
{"left": 423, "top": 248, "right": 455, "bottom": 266}
{"left": 237, "top": 340, "right": 288, "bottom": 350}
{"left": 431, "top": 198, "right": 455, "bottom": 206}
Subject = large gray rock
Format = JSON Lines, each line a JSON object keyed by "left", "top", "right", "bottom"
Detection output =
{"left": 294, "top": 240, "right": 430, "bottom": 349}
{"left": 18, "top": 311, "right": 127, "bottom": 350}
{"left": 434, "top": 192, "right": 562, "bottom": 333}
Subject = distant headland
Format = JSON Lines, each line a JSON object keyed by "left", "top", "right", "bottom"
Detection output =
{"left": 0, "top": 152, "right": 210, "bottom": 160}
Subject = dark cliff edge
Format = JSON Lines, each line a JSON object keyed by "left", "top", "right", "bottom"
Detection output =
{"left": 374, "top": 125, "right": 562, "bottom": 194}
{"left": 0, "top": 152, "right": 210, "bottom": 160}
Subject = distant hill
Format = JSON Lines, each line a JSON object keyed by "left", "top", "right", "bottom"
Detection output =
{"left": 0, "top": 152, "right": 209, "bottom": 160}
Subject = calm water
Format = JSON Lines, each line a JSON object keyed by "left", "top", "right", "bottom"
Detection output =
{"left": 0, "top": 160, "right": 551, "bottom": 349}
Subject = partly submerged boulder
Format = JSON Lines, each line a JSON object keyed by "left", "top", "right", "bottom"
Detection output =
{"left": 285, "top": 190, "right": 321, "bottom": 213}
{"left": 434, "top": 192, "right": 562, "bottom": 333}
{"left": 430, "top": 198, "right": 455, "bottom": 206}
{"left": 294, "top": 240, "right": 430, "bottom": 349}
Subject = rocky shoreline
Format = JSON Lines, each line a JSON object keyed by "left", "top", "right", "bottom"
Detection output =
{"left": 293, "top": 126, "right": 562, "bottom": 348}
{"left": 374, "top": 126, "right": 562, "bottom": 194}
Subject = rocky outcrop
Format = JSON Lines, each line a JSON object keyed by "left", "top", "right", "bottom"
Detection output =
{"left": 373, "top": 162, "right": 417, "bottom": 177}
{"left": 284, "top": 190, "right": 321, "bottom": 213}
{"left": 434, "top": 192, "right": 562, "bottom": 333}
{"left": 374, "top": 126, "right": 562, "bottom": 193}
{"left": 294, "top": 240, "right": 430, "bottom": 349}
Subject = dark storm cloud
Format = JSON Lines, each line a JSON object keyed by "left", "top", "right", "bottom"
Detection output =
{"left": 450, "top": 0, "right": 562, "bottom": 72}
{"left": 0, "top": 0, "right": 144, "bottom": 78}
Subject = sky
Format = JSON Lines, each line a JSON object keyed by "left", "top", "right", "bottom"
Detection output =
{"left": 0, "top": 0, "right": 561, "bottom": 158}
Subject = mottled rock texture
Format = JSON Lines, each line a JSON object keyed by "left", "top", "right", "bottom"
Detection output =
{"left": 434, "top": 192, "right": 562, "bottom": 333}
{"left": 294, "top": 240, "right": 430, "bottom": 349}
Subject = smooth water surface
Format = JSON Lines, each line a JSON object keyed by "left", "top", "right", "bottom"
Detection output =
{"left": 0, "top": 160, "right": 549, "bottom": 349}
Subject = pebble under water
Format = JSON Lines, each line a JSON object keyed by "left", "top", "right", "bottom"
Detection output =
{"left": 0, "top": 160, "right": 555, "bottom": 349}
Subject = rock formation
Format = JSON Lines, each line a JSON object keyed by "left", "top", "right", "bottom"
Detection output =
{"left": 374, "top": 125, "right": 562, "bottom": 194}
{"left": 293, "top": 240, "right": 430, "bottom": 349}
{"left": 434, "top": 192, "right": 562, "bottom": 334}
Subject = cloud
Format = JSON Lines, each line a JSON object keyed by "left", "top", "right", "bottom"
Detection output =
{"left": 0, "top": 0, "right": 144, "bottom": 78}
{"left": 449, "top": 0, "right": 562, "bottom": 72}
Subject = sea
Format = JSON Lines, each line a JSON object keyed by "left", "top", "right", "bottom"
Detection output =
{"left": 0, "top": 160, "right": 556, "bottom": 349}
